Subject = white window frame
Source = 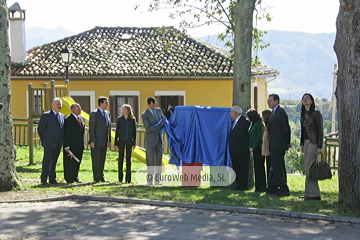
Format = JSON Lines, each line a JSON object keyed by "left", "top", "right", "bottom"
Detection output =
{"left": 69, "top": 91, "right": 96, "bottom": 112}
{"left": 110, "top": 90, "right": 140, "bottom": 123}
{"left": 154, "top": 91, "right": 186, "bottom": 105}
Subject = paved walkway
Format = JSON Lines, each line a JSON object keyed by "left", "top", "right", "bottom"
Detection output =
{"left": 1, "top": 196, "right": 360, "bottom": 239}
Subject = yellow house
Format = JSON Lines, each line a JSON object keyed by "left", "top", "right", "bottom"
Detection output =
{"left": 10, "top": 26, "right": 278, "bottom": 123}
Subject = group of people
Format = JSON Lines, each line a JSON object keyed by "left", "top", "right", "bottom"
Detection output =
{"left": 37, "top": 96, "right": 164, "bottom": 186}
{"left": 229, "top": 93, "right": 323, "bottom": 200}
{"left": 38, "top": 93, "right": 324, "bottom": 201}
{"left": 38, "top": 97, "right": 135, "bottom": 185}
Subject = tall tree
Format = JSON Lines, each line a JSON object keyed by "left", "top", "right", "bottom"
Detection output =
{"left": 334, "top": 0, "right": 360, "bottom": 205}
{"left": 0, "top": 0, "right": 21, "bottom": 191}
{"left": 146, "top": 0, "right": 264, "bottom": 110}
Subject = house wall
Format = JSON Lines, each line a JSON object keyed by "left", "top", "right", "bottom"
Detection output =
{"left": 11, "top": 77, "right": 268, "bottom": 123}
{"left": 251, "top": 77, "right": 268, "bottom": 115}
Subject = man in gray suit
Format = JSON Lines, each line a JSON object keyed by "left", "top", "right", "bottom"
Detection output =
{"left": 89, "top": 96, "right": 111, "bottom": 183}
{"left": 142, "top": 97, "right": 166, "bottom": 185}
{"left": 38, "top": 98, "right": 65, "bottom": 185}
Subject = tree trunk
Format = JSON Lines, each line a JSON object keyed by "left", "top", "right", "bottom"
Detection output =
{"left": 233, "top": 0, "right": 256, "bottom": 190}
{"left": 233, "top": 0, "right": 255, "bottom": 112}
{"left": 0, "top": 0, "right": 21, "bottom": 191}
{"left": 334, "top": 0, "right": 360, "bottom": 205}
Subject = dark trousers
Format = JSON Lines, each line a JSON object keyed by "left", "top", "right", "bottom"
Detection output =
{"left": 41, "top": 146, "right": 61, "bottom": 183}
{"left": 63, "top": 149, "right": 83, "bottom": 183}
{"left": 91, "top": 146, "right": 107, "bottom": 181}
{"left": 118, "top": 139, "right": 132, "bottom": 183}
{"left": 253, "top": 147, "right": 267, "bottom": 192}
{"left": 231, "top": 151, "right": 250, "bottom": 189}
{"left": 269, "top": 151, "right": 289, "bottom": 193}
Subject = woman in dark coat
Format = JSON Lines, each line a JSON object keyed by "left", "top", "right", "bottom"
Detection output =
{"left": 114, "top": 104, "right": 137, "bottom": 183}
{"left": 300, "top": 93, "right": 323, "bottom": 200}
{"left": 247, "top": 109, "right": 267, "bottom": 192}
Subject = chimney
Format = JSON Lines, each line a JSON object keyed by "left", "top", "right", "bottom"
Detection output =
{"left": 8, "top": 2, "right": 26, "bottom": 64}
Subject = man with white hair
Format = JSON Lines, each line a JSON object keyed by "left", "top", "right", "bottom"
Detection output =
{"left": 229, "top": 106, "right": 251, "bottom": 190}
{"left": 38, "top": 98, "right": 65, "bottom": 185}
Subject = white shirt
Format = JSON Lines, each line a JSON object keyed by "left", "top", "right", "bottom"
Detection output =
{"left": 232, "top": 115, "right": 241, "bottom": 129}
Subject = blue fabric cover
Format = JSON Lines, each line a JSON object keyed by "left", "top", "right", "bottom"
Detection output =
{"left": 163, "top": 106, "right": 232, "bottom": 167}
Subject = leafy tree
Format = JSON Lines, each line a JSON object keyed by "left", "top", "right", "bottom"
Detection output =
{"left": 145, "top": 0, "right": 270, "bottom": 110}
{"left": 334, "top": 0, "right": 360, "bottom": 205}
{"left": 285, "top": 137, "right": 305, "bottom": 174}
{"left": 0, "top": 0, "right": 21, "bottom": 191}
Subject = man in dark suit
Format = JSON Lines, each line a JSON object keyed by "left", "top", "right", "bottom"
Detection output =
{"left": 267, "top": 94, "right": 291, "bottom": 196}
{"left": 89, "top": 97, "right": 111, "bottom": 183}
{"left": 37, "top": 98, "right": 65, "bottom": 185}
{"left": 63, "top": 103, "right": 85, "bottom": 183}
{"left": 229, "top": 106, "right": 251, "bottom": 190}
{"left": 142, "top": 97, "right": 166, "bottom": 185}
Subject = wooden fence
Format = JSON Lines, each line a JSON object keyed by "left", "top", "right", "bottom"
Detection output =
{"left": 324, "top": 135, "right": 339, "bottom": 170}
{"left": 12, "top": 119, "right": 171, "bottom": 153}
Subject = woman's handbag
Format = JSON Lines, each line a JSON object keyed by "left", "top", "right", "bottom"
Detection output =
{"left": 309, "top": 154, "right": 332, "bottom": 181}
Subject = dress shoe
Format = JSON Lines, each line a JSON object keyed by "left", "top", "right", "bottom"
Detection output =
{"left": 275, "top": 191, "right": 290, "bottom": 197}
{"left": 41, "top": 182, "right": 49, "bottom": 186}
{"left": 304, "top": 196, "right": 321, "bottom": 201}
{"left": 94, "top": 179, "right": 101, "bottom": 183}
{"left": 100, "top": 178, "right": 109, "bottom": 182}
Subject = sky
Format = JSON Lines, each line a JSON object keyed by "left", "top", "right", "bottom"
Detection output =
{"left": 15, "top": 0, "right": 339, "bottom": 37}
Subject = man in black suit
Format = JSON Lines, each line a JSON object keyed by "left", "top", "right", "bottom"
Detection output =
{"left": 229, "top": 106, "right": 251, "bottom": 190}
{"left": 37, "top": 98, "right": 65, "bottom": 185}
{"left": 89, "top": 97, "right": 111, "bottom": 182}
{"left": 63, "top": 103, "right": 85, "bottom": 183}
{"left": 267, "top": 94, "right": 291, "bottom": 196}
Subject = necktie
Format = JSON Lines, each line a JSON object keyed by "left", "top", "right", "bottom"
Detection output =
{"left": 56, "top": 113, "right": 60, "bottom": 124}
{"left": 103, "top": 111, "right": 108, "bottom": 126}
{"left": 270, "top": 110, "right": 275, "bottom": 119}
{"left": 77, "top": 116, "right": 83, "bottom": 129}
{"left": 232, "top": 120, "right": 236, "bottom": 130}
{"left": 153, "top": 110, "right": 158, "bottom": 120}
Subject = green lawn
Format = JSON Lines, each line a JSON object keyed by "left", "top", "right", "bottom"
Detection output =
{"left": 3, "top": 146, "right": 360, "bottom": 218}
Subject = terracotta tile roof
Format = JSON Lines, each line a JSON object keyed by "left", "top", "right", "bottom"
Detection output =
{"left": 11, "top": 26, "right": 278, "bottom": 77}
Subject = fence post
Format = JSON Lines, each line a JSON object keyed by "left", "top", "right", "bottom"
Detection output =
{"left": 64, "top": 79, "right": 70, "bottom": 97}
{"left": 28, "top": 83, "right": 34, "bottom": 165}
{"left": 50, "top": 80, "right": 55, "bottom": 99}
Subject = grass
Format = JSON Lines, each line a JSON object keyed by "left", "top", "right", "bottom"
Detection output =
{"left": 2, "top": 146, "right": 360, "bottom": 218}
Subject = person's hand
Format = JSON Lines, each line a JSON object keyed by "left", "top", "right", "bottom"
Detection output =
{"left": 90, "top": 142, "right": 95, "bottom": 148}
{"left": 249, "top": 148, "right": 253, "bottom": 152}
{"left": 301, "top": 146, "right": 304, "bottom": 153}
{"left": 114, "top": 145, "right": 118, "bottom": 150}
{"left": 316, "top": 148, "right": 322, "bottom": 154}
{"left": 64, "top": 147, "right": 70, "bottom": 152}
{"left": 132, "top": 146, "right": 135, "bottom": 150}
